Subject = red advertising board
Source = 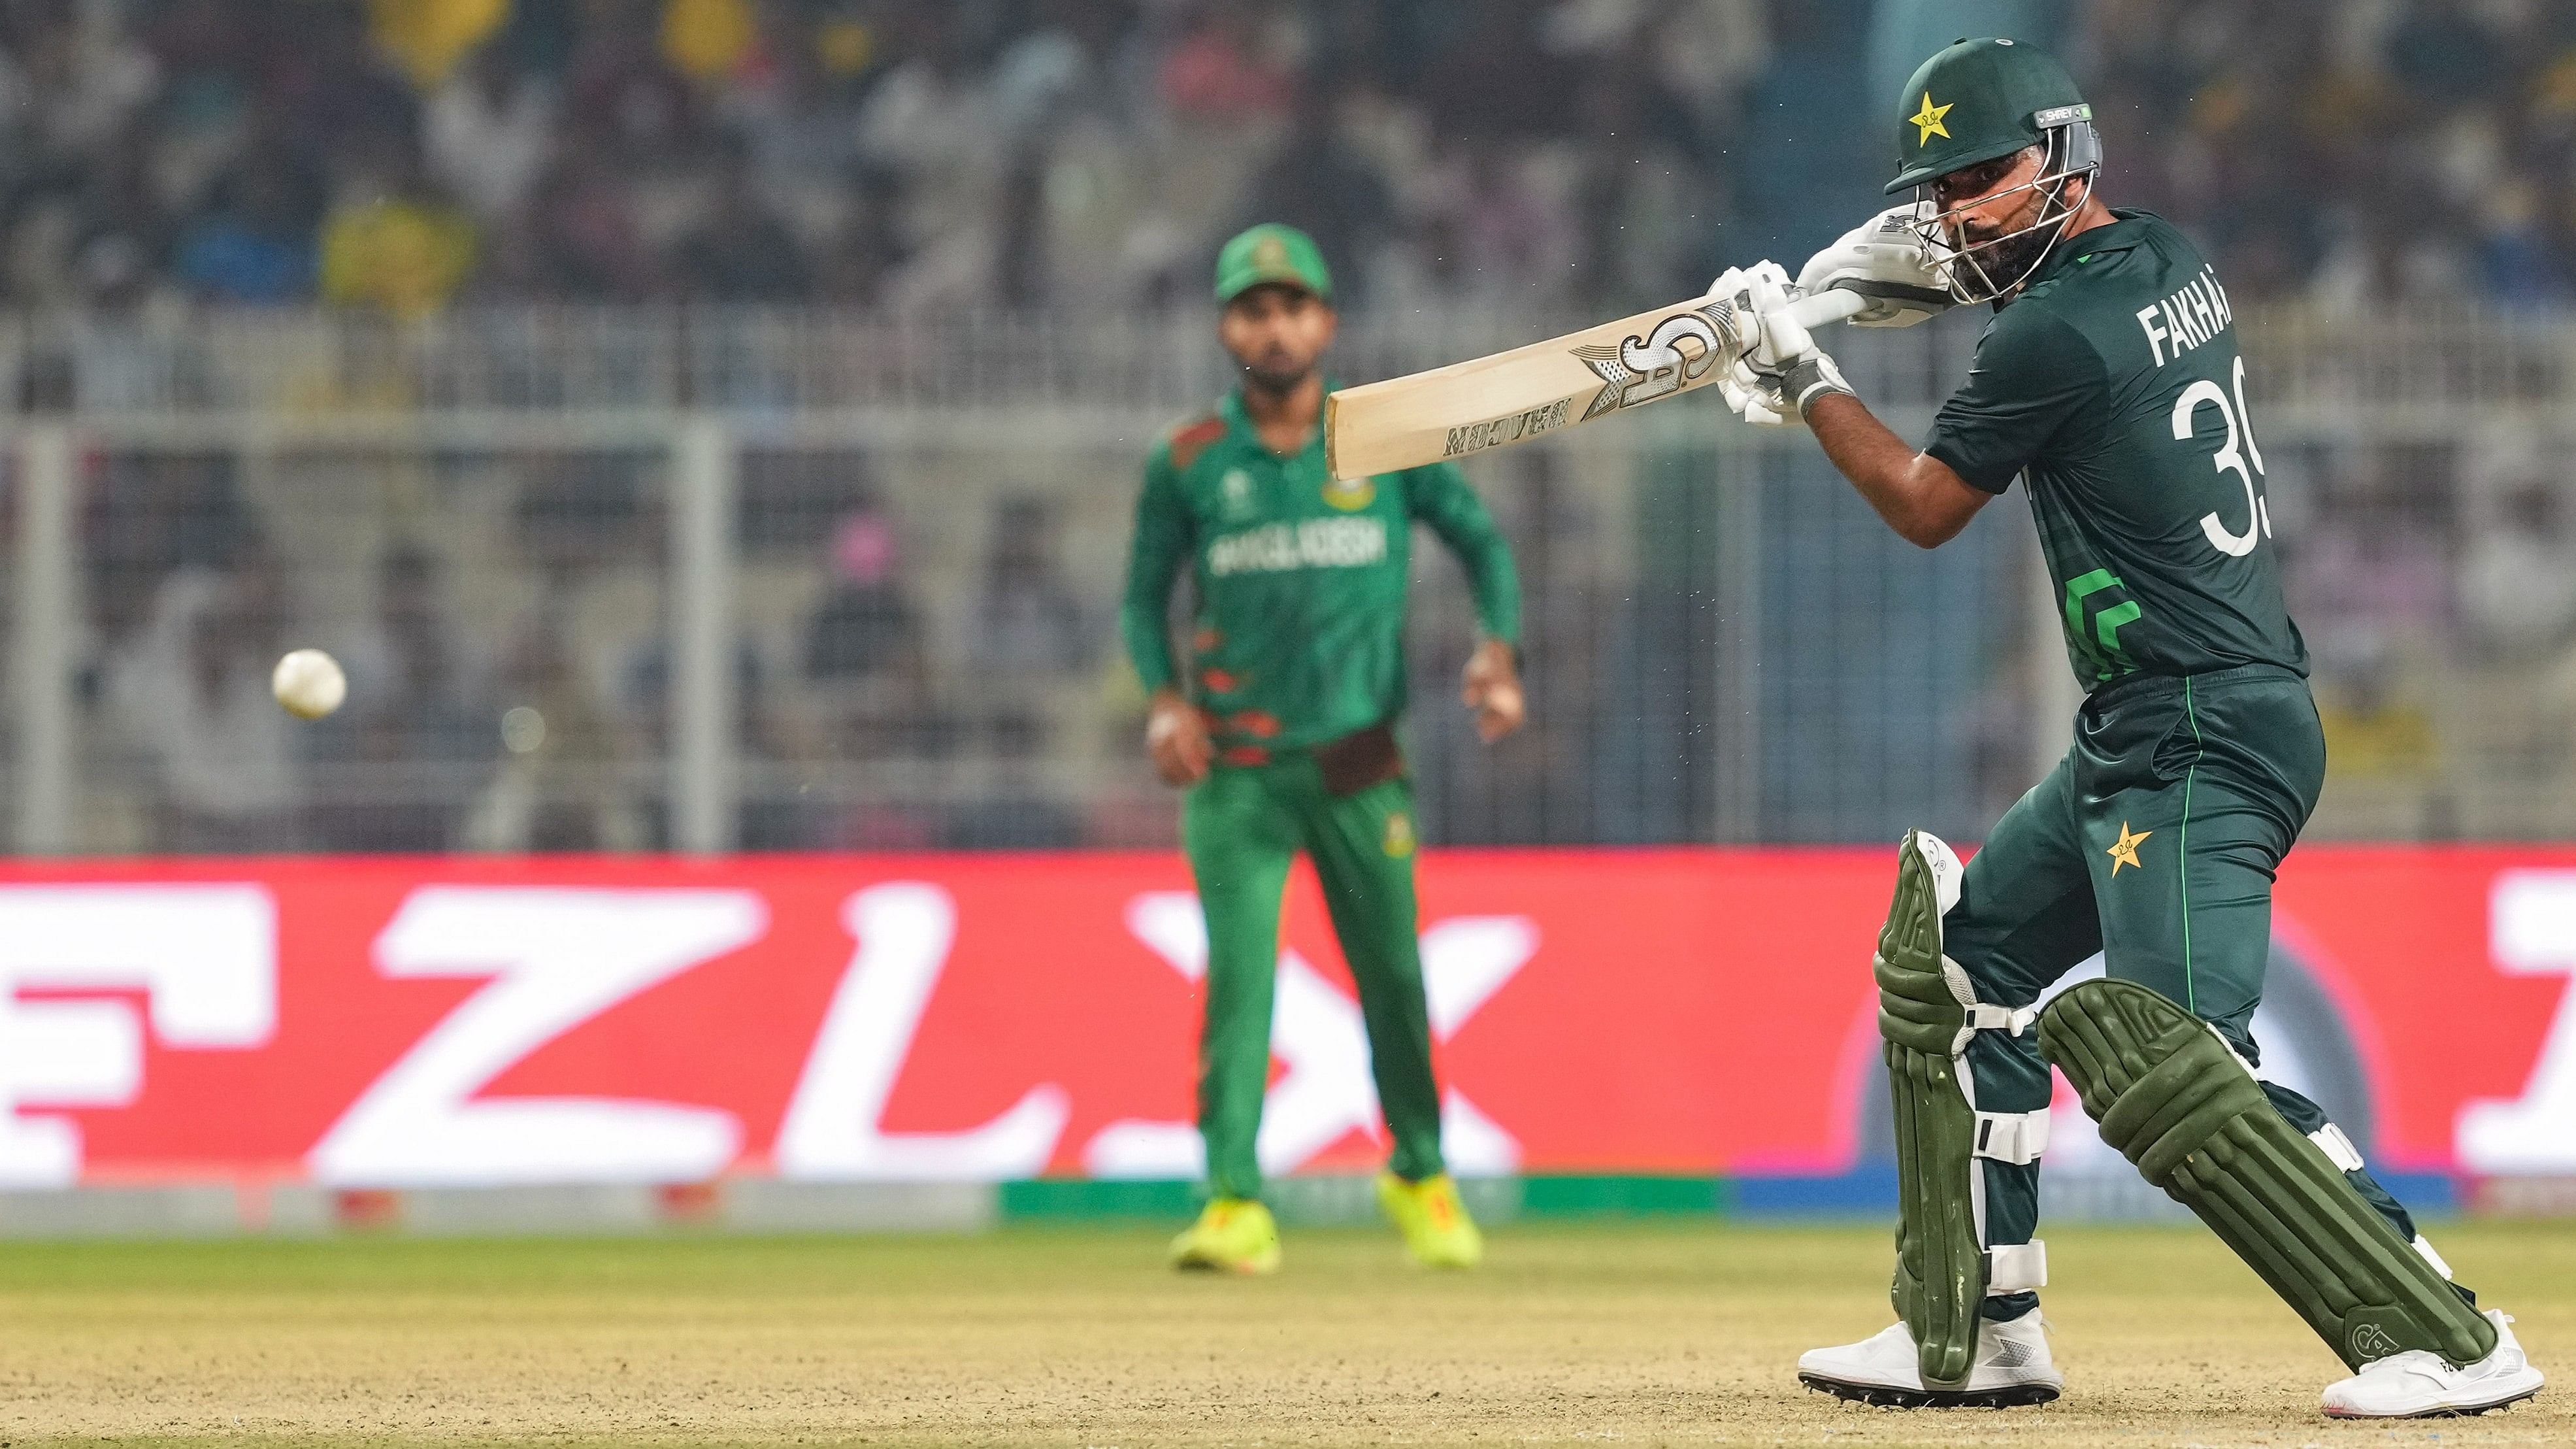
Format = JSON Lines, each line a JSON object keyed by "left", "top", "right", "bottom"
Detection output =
{"left": 0, "top": 848, "right": 2567, "bottom": 1189}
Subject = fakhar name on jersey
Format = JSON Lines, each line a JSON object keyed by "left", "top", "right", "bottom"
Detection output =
{"left": 2136, "top": 263, "right": 2235, "bottom": 368}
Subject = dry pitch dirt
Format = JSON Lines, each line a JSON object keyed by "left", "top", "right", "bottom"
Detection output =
{"left": 0, "top": 1220, "right": 2566, "bottom": 1448}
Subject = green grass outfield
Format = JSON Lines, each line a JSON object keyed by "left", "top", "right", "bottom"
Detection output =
{"left": 0, "top": 1220, "right": 2568, "bottom": 1447}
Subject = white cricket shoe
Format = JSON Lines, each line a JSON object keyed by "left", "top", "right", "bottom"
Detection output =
{"left": 1797, "top": 1310, "right": 2062, "bottom": 1408}
{"left": 2320, "top": 1310, "right": 2543, "bottom": 1419}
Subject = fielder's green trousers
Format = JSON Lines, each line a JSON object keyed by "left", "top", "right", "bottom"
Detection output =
{"left": 1182, "top": 754, "right": 1444, "bottom": 1201}
{"left": 1946, "top": 663, "right": 2435, "bottom": 1318}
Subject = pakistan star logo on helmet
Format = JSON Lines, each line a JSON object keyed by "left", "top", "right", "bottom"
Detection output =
{"left": 1887, "top": 38, "right": 2102, "bottom": 304}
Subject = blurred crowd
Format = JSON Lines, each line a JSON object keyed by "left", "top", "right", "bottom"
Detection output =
{"left": 78, "top": 431, "right": 1789, "bottom": 854}
{"left": 25, "top": 0, "right": 2576, "bottom": 854}
{"left": 81, "top": 442, "right": 1130, "bottom": 852}
{"left": 0, "top": 0, "right": 1759, "bottom": 321}
{"left": 8, "top": 0, "right": 2576, "bottom": 323}
{"left": 2088, "top": 0, "right": 2576, "bottom": 309}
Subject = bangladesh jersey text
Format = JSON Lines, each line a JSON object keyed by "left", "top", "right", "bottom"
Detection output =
{"left": 1121, "top": 383, "right": 1521, "bottom": 756}
{"left": 1206, "top": 516, "right": 1389, "bottom": 577}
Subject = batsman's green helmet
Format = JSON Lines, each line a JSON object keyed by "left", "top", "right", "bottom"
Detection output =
{"left": 1885, "top": 37, "right": 2093, "bottom": 195}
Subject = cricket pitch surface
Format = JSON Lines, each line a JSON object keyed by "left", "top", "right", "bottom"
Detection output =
{"left": 0, "top": 1220, "right": 2567, "bottom": 1447}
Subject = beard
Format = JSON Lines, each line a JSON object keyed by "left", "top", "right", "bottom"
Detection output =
{"left": 1964, "top": 224, "right": 2058, "bottom": 291}
{"left": 1240, "top": 351, "right": 1314, "bottom": 393}
{"left": 1950, "top": 183, "right": 2074, "bottom": 297}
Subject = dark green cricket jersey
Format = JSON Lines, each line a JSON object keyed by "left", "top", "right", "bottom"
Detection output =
{"left": 1121, "top": 384, "right": 1521, "bottom": 758}
{"left": 1925, "top": 210, "right": 2306, "bottom": 688}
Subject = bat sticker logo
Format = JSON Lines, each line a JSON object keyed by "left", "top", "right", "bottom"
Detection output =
{"left": 1442, "top": 395, "right": 1577, "bottom": 459}
{"left": 1572, "top": 306, "right": 1741, "bottom": 422}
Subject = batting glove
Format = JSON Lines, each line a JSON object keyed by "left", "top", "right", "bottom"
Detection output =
{"left": 1796, "top": 201, "right": 1953, "bottom": 328}
{"left": 1744, "top": 272, "right": 1855, "bottom": 425}
{"left": 1706, "top": 260, "right": 1798, "bottom": 425}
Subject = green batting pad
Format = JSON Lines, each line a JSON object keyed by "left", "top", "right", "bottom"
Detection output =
{"left": 1873, "top": 831, "right": 1963, "bottom": 1058}
{"left": 1887, "top": 1040, "right": 1985, "bottom": 1389}
{"left": 2038, "top": 978, "right": 2494, "bottom": 1372}
{"left": 1876, "top": 832, "right": 1983, "bottom": 1390}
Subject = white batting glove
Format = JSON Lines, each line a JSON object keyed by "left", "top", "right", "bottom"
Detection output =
{"left": 1706, "top": 261, "right": 1797, "bottom": 424}
{"left": 1719, "top": 356, "right": 1792, "bottom": 426}
{"left": 1702, "top": 262, "right": 1781, "bottom": 365}
{"left": 1796, "top": 202, "right": 1953, "bottom": 327}
{"left": 1705, "top": 259, "right": 1794, "bottom": 312}
{"left": 1745, "top": 271, "right": 1855, "bottom": 424}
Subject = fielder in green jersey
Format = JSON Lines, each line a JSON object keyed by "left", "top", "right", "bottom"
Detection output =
{"left": 1728, "top": 37, "right": 2543, "bottom": 1420}
{"left": 1121, "top": 223, "right": 1525, "bottom": 1275}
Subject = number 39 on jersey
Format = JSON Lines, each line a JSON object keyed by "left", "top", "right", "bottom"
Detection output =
{"left": 2174, "top": 354, "right": 2271, "bottom": 558}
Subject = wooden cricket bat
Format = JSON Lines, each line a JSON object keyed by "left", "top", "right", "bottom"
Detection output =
{"left": 1324, "top": 288, "right": 1866, "bottom": 480}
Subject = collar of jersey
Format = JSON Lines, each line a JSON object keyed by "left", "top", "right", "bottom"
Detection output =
{"left": 1223, "top": 376, "right": 1343, "bottom": 459}
{"left": 2017, "top": 207, "right": 2156, "bottom": 297}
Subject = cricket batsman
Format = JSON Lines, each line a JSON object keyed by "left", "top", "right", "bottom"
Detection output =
{"left": 1120, "top": 223, "right": 1525, "bottom": 1274}
{"left": 1709, "top": 38, "right": 2547, "bottom": 1418}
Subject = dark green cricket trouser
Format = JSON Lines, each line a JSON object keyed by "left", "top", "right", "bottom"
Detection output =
{"left": 1943, "top": 663, "right": 2440, "bottom": 1320}
{"left": 1182, "top": 753, "right": 1444, "bottom": 1201}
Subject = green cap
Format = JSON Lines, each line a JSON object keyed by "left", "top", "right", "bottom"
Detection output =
{"left": 1885, "top": 37, "right": 2089, "bottom": 195}
{"left": 1214, "top": 223, "right": 1332, "bottom": 305}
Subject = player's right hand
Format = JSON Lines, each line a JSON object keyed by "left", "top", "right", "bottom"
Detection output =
{"left": 1461, "top": 638, "right": 1525, "bottom": 743}
{"left": 1145, "top": 690, "right": 1214, "bottom": 787}
{"left": 1707, "top": 261, "right": 1796, "bottom": 424}
{"left": 1738, "top": 271, "right": 1855, "bottom": 425}
{"left": 1797, "top": 203, "right": 1953, "bottom": 327}
{"left": 1705, "top": 260, "right": 1792, "bottom": 359}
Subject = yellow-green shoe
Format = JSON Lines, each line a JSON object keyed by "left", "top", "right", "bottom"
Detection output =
{"left": 1378, "top": 1171, "right": 1483, "bottom": 1268}
{"left": 1168, "top": 1197, "right": 1281, "bottom": 1274}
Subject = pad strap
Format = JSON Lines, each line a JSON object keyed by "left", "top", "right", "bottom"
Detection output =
{"left": 1973, "top": 1109, "right": 2050, "bottom": 1165}
{"left": 1966, "top": 996, "right": 2039, "bottom": 1037}
{"left": 1985, "top": 1241, "right": 2047, "bottom": 1294}
{"left": 2309, "top": 1122, "right": 2366, "bottom": 1173}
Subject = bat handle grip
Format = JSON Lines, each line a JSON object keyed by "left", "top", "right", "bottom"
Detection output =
{"left": 1783, "top": 288, "right": 1870, "bottom": 329}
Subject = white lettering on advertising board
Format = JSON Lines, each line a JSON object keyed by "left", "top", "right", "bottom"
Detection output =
{"left": 2458, "top": 870, "right": 2576, "bottom": 1173}
{"left": 774, "top": 882, "right": 1070, "bottom": 1180}
{"left": 309, "top": 887, "right": 764, "bottom": 1186}
{"left": 0, "top": 885, "right": 276, "bottom": 1187}
{"left": 1084, "top": 891, "right": 1532, "bottom": 1178}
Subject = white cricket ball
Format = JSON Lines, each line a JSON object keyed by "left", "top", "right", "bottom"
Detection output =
{"left": 271, "top": 648, "right": 348, "bottom": 720}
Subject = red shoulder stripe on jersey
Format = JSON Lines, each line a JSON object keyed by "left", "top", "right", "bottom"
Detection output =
{"left": 1167, "top": 416, "right": 1226, "bottom": 471}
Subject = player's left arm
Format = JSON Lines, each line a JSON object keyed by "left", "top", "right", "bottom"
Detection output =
{"left": 1408, "top": 463, "right": 1525, "bottom": 742}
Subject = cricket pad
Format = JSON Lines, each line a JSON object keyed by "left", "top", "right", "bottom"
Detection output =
{"left": 1875, "top": 831, "right": 1982, "bottom": 1390}
{"left": 2037, "top": 978, "right": 2495, "bottom": 1372}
